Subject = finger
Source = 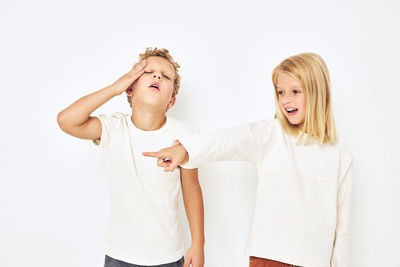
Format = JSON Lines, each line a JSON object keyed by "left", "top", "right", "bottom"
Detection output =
{"left": 165, "top": 161, "right": 179, "bottom": 172}
{"left": 132, "top": 68, "right": 145, "bottom": 80}
{"left": 142, "top": 152, "right": 160, "bottom": 158}
{"left": 127, "top": 61, "right": 146, "bottom": 81}
{"left": 132, "top": 59, "right": 147, "bottom": 71}
{"left": 159, "top": 162, "right": 170, "bottom": 168}
{"left": 135, "top": 61, "right": 147, "bottom": 75}
{"left": 183, "top": 257, "right": 191, "bottom": 267}
{"left": 157, "top": 158, "right": 170, "bottom": 168}
{"left": 173, "top": 139, "right": 180, "bottom": 146}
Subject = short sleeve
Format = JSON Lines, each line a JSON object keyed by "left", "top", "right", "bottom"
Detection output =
{"left": 92, "top": 112, "right": 126, "bottom": 149}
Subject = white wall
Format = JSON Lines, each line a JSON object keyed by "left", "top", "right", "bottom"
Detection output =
{"left": 1, "top": 0, "right": 399, "bottom": 266}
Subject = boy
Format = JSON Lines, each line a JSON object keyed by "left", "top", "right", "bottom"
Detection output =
{"left": 57, "top": 48, "right": 204, "bottom": 267}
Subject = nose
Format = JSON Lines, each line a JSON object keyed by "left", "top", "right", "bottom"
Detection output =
{"left": 282, "top": 95, "right": 291, "bottom": 104}
{"left": 153, "top": 73, "right": 162, "bottom": 80}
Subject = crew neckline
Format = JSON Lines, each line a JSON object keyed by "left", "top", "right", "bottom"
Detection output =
{"left": 126, "top": 114, "right": 171, "bottom": 135}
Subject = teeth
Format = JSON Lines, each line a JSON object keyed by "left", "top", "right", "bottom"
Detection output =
{"left": 286, "top": 108, "right": 296, "bottom": 112}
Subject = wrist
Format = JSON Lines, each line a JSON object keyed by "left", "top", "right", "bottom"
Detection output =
{"left": 191, "top": 240, "right": 205, "bottom": 248}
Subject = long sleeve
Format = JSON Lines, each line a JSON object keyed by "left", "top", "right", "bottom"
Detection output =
{"left": 179, "top": 120, "right": 274, "bottom": 167}
{"left": 331, "top": 157, "right": 353, "bottom": 267}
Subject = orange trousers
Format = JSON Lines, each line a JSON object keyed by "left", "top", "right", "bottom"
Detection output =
{"left": 249, "top": 256, "right": 301, "bottom": 267}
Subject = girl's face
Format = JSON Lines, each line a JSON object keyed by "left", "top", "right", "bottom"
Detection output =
{"left": 276, "top": 71, "right": 306, "bottom": 128}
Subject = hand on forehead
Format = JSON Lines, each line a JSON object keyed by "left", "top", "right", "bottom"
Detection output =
{"left": 143, "top": 56, "right": 176, "bottom": 79}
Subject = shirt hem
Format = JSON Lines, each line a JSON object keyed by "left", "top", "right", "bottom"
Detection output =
{"left": 246, "top": 247, "right": 330, "bottom": 267}
{"left": 105, "top": 246, "right": 184, "bottom": 266}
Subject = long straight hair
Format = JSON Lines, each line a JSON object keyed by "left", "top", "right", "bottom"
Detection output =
{"left": 272, "top": 53, "right": 337, "bottom": 144}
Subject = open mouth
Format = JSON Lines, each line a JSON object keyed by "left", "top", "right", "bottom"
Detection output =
{"left": 285, "top": 107, "right": 298, "bottom": 115}
{"left": 149, "top": 82, "right": 160, "bottom": 90}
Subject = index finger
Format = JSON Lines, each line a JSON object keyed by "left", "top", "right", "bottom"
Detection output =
{"left": 142, "top": 151, "right": 159, "bottom": 158}
{"left": 183, "top": 258, "right": 190, "bottom": 267}
{"left": 132, "top": 60, "right": 147, "bottom": 72}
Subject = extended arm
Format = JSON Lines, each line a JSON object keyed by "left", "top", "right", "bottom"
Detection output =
{"left": 143, "top": 121, "right": 272, "bottom": 171}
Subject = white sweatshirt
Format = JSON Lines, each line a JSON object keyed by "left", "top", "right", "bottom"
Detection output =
{"left": 179, "top": 119, "right": 352, "bottom": 267}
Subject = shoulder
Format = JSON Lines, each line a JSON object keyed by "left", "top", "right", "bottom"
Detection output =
{"left": 245, "top": 119, "right": 278, "bottom": 140}
{"left": 96, "top": 112, "right": 130, "bottom": 130}
{"left": 315, "top": 137, "right": 353, "bottom": 173}
{"left": 235, "top": 119, "right": 278, "bottom": 148}
{"left": 335, "top": 137, "right": 353, "bottom": 165}
{"left": 246, "top": 119, "right": 276, "bottom": 131}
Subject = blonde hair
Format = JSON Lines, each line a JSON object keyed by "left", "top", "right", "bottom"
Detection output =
{"left": 127, "top": 47, "right": 181, "bottom": 107}
{"left": 272, "top": 53, "right": 337, "bottom": 144}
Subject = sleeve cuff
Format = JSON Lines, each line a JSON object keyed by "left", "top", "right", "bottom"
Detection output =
{"left": 92, "top": 115, "right": 107, "bottom": 148}
{"left": 178, "top": 134, "right": 202, "bottom": 169}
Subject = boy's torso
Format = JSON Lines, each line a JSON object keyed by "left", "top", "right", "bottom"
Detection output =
{"left": 96, "top": 112, "right": 194, "bottom": 265}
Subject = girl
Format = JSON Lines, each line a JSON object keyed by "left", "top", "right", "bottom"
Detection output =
{"left": 144, "top": 53, "right": 353, "bottom": 267}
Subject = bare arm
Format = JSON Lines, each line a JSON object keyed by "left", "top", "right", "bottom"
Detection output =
{"left": 57, "top": 60, "right": 147, "bottom": 140}
{"left": 181, "top": 168, "right": 204, "bottom": 267}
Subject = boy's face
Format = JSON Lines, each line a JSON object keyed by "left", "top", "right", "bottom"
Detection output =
{"left": 276, "top": 71, "right": 306, "bottom": 128}
{"left": 129, "top": 56, "right": 176, "bottom": 110}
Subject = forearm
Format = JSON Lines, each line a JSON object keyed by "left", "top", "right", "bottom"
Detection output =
{"left": 180, "top": 122, "right": 265, "bottom": 166}
{"left": 58, "top": 61, "right": 146, "bottom": 129}
{"left": 57, "top": 85, "right": 117, "bottom": 128}
{"left": 331, "top": 161, "right": 353, "bottom": 267}
{"left": 182, "top": 176, "right": 205, "bottom": 246}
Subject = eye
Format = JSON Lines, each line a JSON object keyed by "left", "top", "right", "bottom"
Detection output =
{"left": 277, "top": 91, "right": 283, "bottom": 95}
{"left": 163, "top": 74, "right": 170, "bottom": 80}
{"left": 293, "top": 89, "right": 301, "bottom": 94}
{"left": 144, "top": 71, "right": 152, "bottom": 74}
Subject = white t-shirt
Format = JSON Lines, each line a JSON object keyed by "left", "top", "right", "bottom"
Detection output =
{"left": 179, "top": 119, "right": 353, "bottom": 267}
{"left": 94, "top": 112, "right": 197, "bottom": 265}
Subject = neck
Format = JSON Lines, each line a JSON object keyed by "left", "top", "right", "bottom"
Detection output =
{"left": 131, "top": 104, "right": 167, "bottom": 131}
{"left": 297, "top": 122, "right": 304, "bottom": 130}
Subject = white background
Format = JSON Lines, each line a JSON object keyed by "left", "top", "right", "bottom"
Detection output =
{"left": 1, "top": 0, "right": 399, "bottom": 266}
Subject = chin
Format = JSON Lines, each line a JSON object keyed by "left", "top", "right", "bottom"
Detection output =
{"left": 141, "top": 96, "right": 163, "bottom": 105}
{"left": 287, "top": 119, "right": 300, "bottom": 127}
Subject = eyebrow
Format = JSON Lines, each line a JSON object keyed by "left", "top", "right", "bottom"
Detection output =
{"left": 163, "top": 71, "right": 175, "bottom": 77}
{"left": 276, "top": 86, "right": 302, "bottom": 89}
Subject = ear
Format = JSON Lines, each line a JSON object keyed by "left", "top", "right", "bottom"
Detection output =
{"left": 167, "top": 96, "right": 176, "bottom": 109}
{"left": 125, "top": 83, "right": 136, "bottom": 96}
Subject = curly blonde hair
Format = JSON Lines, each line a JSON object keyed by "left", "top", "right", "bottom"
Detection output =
{"left": 127, "top": 47, "right": 181, "bottom": 107}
